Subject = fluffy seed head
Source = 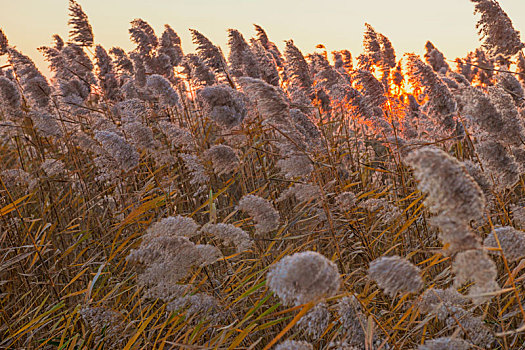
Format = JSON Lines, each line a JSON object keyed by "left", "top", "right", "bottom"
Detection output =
{"left": 424, "top": 41, "right": 450, "bottom": 73}
{"left": 190, "top": 29, "right": 227, "bottom": 74}
{"left": 227, "top": 29, "right": 260, "bottom": 78}
{"left": 471, "top": 0, "right": 524, "bottom": 57}
{"left": 453, "top": 249, "right": 498, "bottom": 304}
{"left": 418, "top": 288, "right": 467, "bottom": 320}
{"left": 0, "top": 28, "right": 8, "bottom": 55}
{"left": 0, "top": 76, "right": 21, "bottom": 113}
{"left": 238, "top": 77, "right": 290, "bottom": 126}
{"left": 68, "top": 0, "right": 94, "bottom": 46}
{"left": 405, "top": 53, "right": 456, "bottom": 122}
{"left": 484, "top": 226, "right": 525, "bottom": 261}
{"left": 336, "top": 296, "right": 367, "bottom": 345}
{"left": 275, "top": 340, "right": 313, "bottom": 350}
{"left": 7, "top": 48, "right": 52, "bottom": 108}
{"left": 284, "top": 40, "right": 313, "bottom": 92}
{"left": 146, "top": 215, "right": 200, "bottom": 239}
{"left": 94, "top": 131, "right": 139, "bottom": 172}
{"left": 406, "top": 147, "right": 485, "bottom": 223}
{"left": 335, "top": 192, "right": 357, "bottom": 211}
{"left": 267, "top": 251, "right": 340, "bottom": 305}
{"left": 477, "top": 140, "right": 519, "bottom": 190}
{"left": 200, "top": 223, "right": 253, "bottom": 253}
{"left": 238, "top": 194, "right": 280, "bottom": 235}
{"left": 197, "top": 84, "right": 247, "bottom": 129}
{"left": 418, "top": 337, "right": 472, "bottom": 350}
{"left": 205, "top": 144, "right": 239, "bottom": 176}
{"left": 368, "top": 256, "right": 423, "bottom": 297}
{"left": 146, "top": 74, "right": 180, "bottom": 107}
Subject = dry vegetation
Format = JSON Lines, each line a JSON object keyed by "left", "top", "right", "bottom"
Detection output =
{"left": 2, "top": 0, "right": 525, "bottom": 348}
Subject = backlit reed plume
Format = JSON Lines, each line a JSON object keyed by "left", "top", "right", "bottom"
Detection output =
{"left": 30, "top": 110, "right": 63, "bottom": 137}
{"left": 470, "top": 0, "right": 524, "bottom": 57}
{"left": 459, "top": 86, "right": 505, "bottom": 137}
{"left": 517, "top": 52, "right": 525, "bottom": 84}
{"left": 182, "top": 53, "right": 217, "bottom": 87}
{"left": 238, "top": 77, "right": 290, "bottom": 127}
{"left": 180, "top": 153, "right": 209, "bottom": 188}
{"left": 109, "top": 47, "right": 134, "bottom": 76}
{"left": 52, "top": 34, "right": 64, "bottom": 50}
{"left": 238, "top": 194, "right": 280, "bottom": 235}
{"left": 353, "top": 70, "right": 387, "bottom": 110}
{"left": 284, "top": 40, "right": 313, "bottom": 94}
{"left": 424, "top": 41, "right": 450, "bottom": 73}
{"left": 289, "top": 109, "right": 322, "bottom": 148}
{"left": 360, "top": 23, "right": 382, "bottom": 68}
{"left": 487, "top": 86, "right": 525, "bottom": 146}
{"left": 130, "top": 52, "right": 146, "bottom": 87}
{"left": 250, "top": 39, "right": 280, "bottom": 86}
{"left": 94, "top": 131, "right": 139, "bottom": 172}
{"left": 368, "top": 255, "right": 423, "bottom": 297}
{"left": 205, "top": 144, "right": 239, "bottom": 176}
{"left": 68, "top": 0, "right": 93, "bottom": 47}
{"left": 200, "top": 223, "right": 253, "bottom": 253}
{"left": 405, "top": 147, "right": 485, "bottom": 223}
{"left": 95, "top": 45, "right": 120, "bottom": 101}
{"left": 333, "top": 49, "right": 353, "bottom": 72}
{"left": 129, "top": 19, "right": 158, "bottom": 56}
{"left": 253, "top": 24, "right": 283, "bottom": 68}
{"left": 484, "top": 226, "right": 525, "bottom": 261}
{"left": 7, "top": 48, "right": 52, "bottom": 108}
{"left": 146, "top": 74, "right": 180, "bottom": 107}
{"left": 0, "top": 29, "right": 8, "bottom": 56}
{"left": 0, "top": 76, "right": 21, "bottom": 115}
{"left": 190, "top": 29, "right": 227, "bottom": 74}
{"left": 405, "top": 54, "right": 456, "bottom": 128}
{"left": 197, "top": 85, "right": 247, "bottom": 128}
{"left": 227, "top": 29, "right": 260, "bottom": 78}
{"left": 267, "top": 251, "right": 340, "bottom": 305}
{"left": 159, "top": 24, "right": 184, "bottom": 67}
{"left": 476, "top": 139, "right": 519, "bottom": 189}
{"left": 378, "top": 33, "right": 396, "bottom": 70}
{"left": 496, "top": 71, "right": 524, "bottom": 103}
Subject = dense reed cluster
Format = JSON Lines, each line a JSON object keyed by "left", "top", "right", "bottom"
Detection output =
{"left": 3, "top": 0, "right": 525, "bottom": 348}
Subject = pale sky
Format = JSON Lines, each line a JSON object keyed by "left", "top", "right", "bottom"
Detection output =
{"left": 1, "top": 0, "right": 525, "bottom": 77}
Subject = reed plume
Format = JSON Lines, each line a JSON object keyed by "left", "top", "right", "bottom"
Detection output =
{"left": 68, "top": 0, "right": 94, "bottom": 47}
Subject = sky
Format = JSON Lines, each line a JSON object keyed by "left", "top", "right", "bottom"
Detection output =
{"left": 1, "top": 0, "right": 525, "bottom": 77}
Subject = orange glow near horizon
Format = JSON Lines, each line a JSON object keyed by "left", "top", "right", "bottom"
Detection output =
{"left": 1, "top": 0, "right": 525, "bottom": 79}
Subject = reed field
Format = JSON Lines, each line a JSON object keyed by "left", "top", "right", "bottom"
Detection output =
{"left": 2, "top": 0, "right": 525, "bottom": 348}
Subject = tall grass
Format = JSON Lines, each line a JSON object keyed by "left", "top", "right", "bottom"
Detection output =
{"left": 1, "top": 0, "right": 525, "bottom": 348}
